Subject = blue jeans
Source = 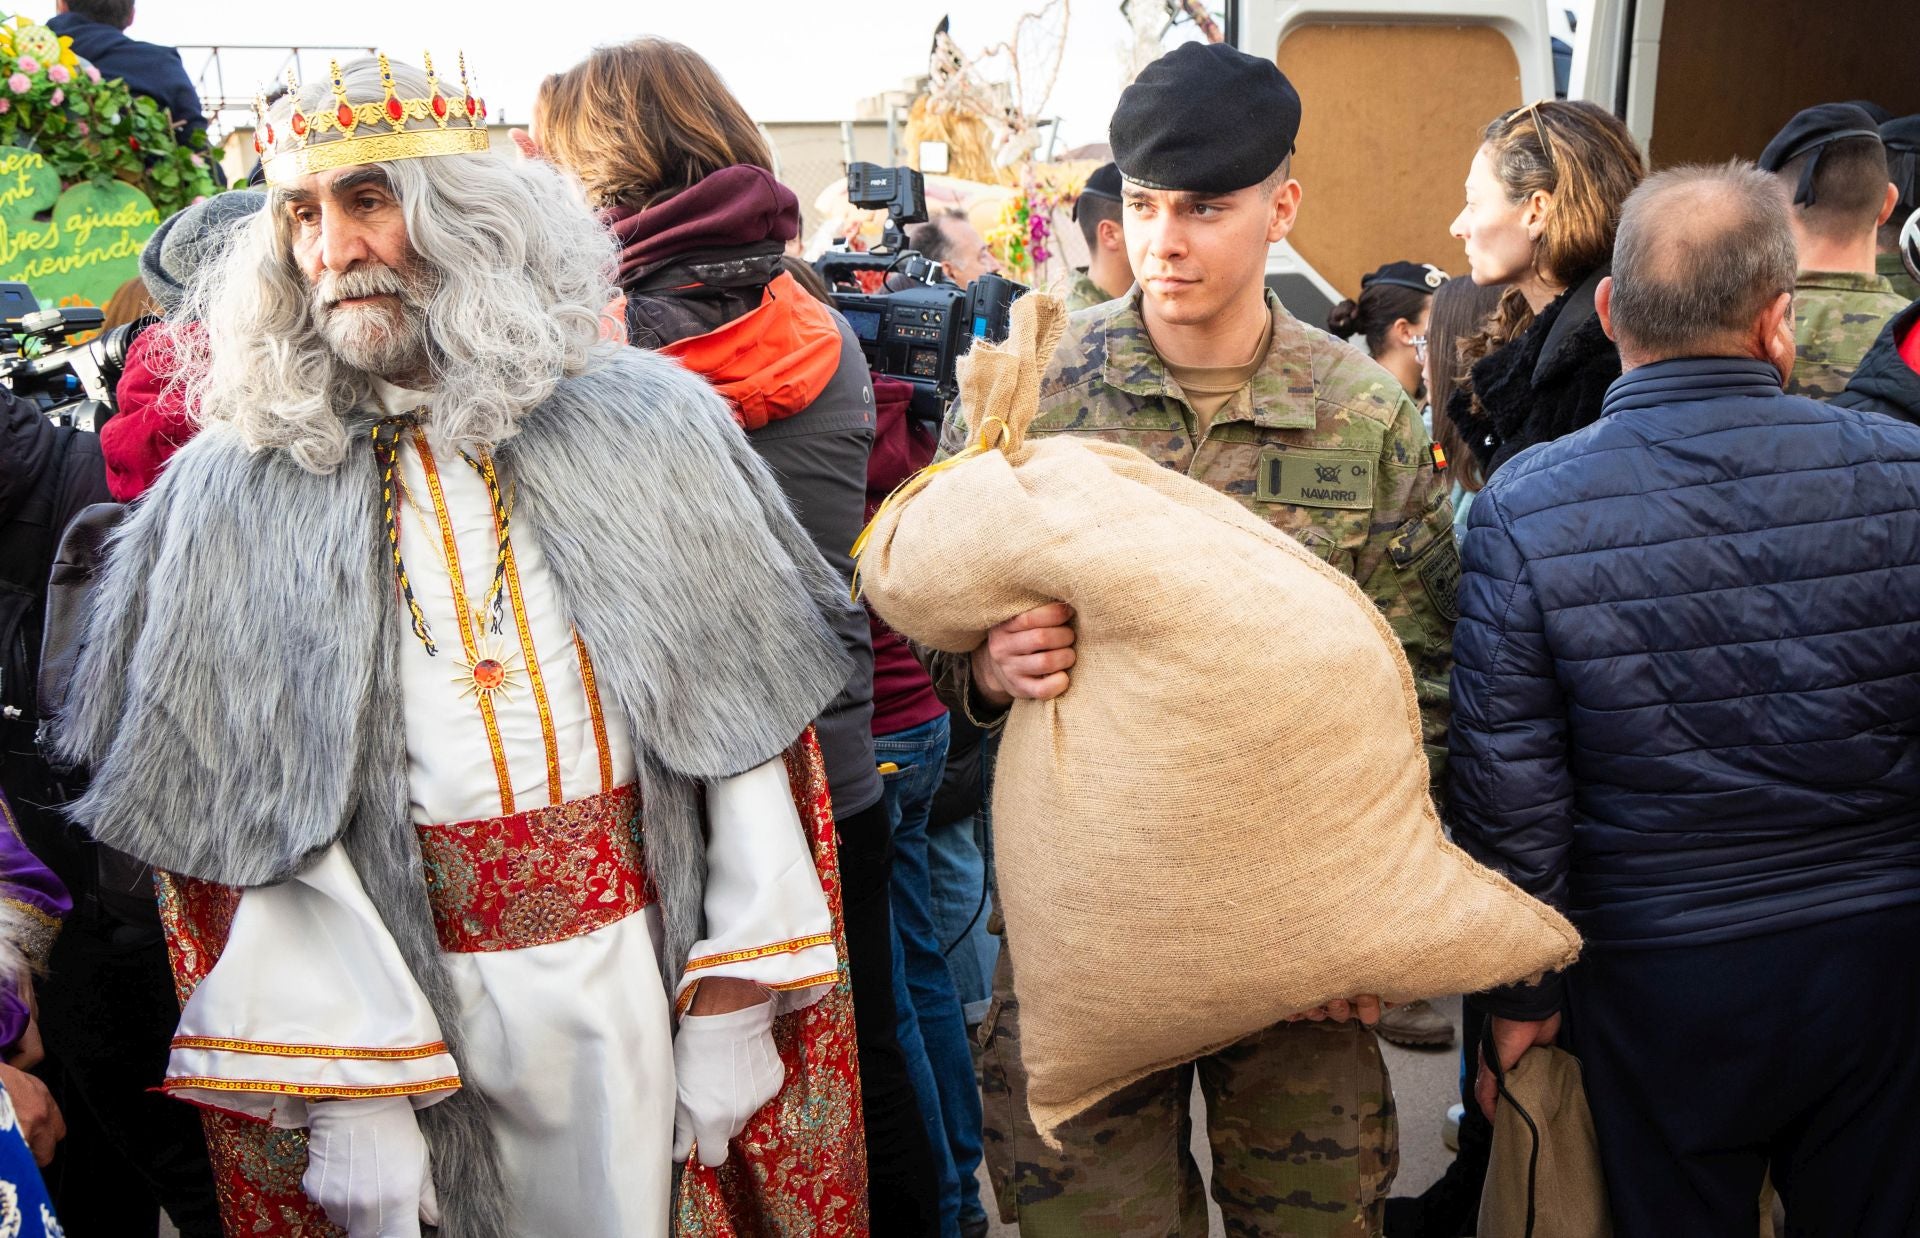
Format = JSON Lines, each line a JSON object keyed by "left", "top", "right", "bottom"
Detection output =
{"left": 927, "top": 807, "right": 997, "bottom": 1024}
{"left": 878, "top": 713, "right": 983, "bottom": 1236}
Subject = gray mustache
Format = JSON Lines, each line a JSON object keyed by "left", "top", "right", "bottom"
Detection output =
{"left": 317, "top": 265, "right": 413, "bottom": 308}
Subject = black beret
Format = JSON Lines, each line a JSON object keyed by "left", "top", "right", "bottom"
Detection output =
{"left": 1110, "top": 42, "right": 1300, "bottom": 194}
{"left": 1072, "top": 162, "right": 1122, "bottom": 221}
{"left": 1759, "top": 103, "right": 1884, "bottom": 206}
{"left": 1844, "top": 99, "right": 1894, "bottom": 125}
{"left": 1362, "top": 261, "right": 1449, "bottom": 293}
{"left": 1883, "top": 115, "right": 1920, "bottom": 155}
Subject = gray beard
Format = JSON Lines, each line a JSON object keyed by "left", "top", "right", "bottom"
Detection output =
{"left": 321, "top": 299, "right": 430, "bottom": 382}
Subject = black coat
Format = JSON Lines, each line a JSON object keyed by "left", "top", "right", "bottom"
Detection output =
{"left": 1450, "top": 267, "right": 1621, "bottom": 480}
{"left": 624, "top": 250, "right": 884, "bottom": 818}
{"left": 1, "top": 391, "right": 110, "bottom": 846}
{"left": 1833, "top": 299, "right": 1920, "bottom": 425}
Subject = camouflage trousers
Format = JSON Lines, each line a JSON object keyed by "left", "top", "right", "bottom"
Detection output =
{"left": 979, "top": 946, "right": 1398, "bottom": 1237}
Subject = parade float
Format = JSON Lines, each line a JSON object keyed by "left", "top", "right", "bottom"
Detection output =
{"left": 0, "top": 14, "right": 222, "bottom": 319}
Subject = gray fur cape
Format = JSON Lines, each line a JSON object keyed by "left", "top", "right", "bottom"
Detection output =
{"left": 55, "top": 348, "right": 855, "bottom": 1238}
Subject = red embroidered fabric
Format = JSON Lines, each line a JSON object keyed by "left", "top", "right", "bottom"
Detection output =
{"left": 675, "top": 733, "right": 871, "bottom": 1236}
{"left": 155, "top": 730, "right": 868, "bottom": 1237}
{"left": 156, "top": 872, "right": 342, "bottom": 1236}
{"left": 415, "top": 783, "right": 651, "bottom": 953}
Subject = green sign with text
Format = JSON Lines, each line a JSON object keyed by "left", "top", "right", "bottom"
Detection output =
{"left": 0, "top": 145, "right": 159, "bottom": 312}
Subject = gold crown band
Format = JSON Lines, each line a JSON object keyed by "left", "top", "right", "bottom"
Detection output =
{"left": 262, "top": 126, "right": 491, "bottom": 185}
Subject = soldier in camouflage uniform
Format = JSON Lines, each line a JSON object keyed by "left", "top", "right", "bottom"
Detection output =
{"left": 1759, "top": 104, "right": 1910, "bottom": 398}
{"left": 1064, "top": 162, "right": 1131, "bottom": 314}
{"left": 1063, "top": 268, "right": 1112, "bottom": 313}
{"left": 1879, "top": 115, "right": 1920, "bottom": 303}
{"left": 929, "top": 44, "right": 1454, "bottom": 1237}
{"left": 1786, "top": 269, "right": 1909, "bottom": 398}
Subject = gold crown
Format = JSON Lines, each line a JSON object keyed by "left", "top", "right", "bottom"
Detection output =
{"left": 255, "top": 52, "right": 490, "bottom": 186}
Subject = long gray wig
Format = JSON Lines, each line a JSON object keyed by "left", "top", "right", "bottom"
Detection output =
{"left": 176, "top": 57, "right": 619, "bottom": 474}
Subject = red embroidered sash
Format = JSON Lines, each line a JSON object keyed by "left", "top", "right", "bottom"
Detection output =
{"left": 415, "top": 783, "right": 651, "bottom": 953}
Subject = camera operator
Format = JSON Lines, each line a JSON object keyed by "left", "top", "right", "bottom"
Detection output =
{"left": 905, "top": 210, "right": 1002, "bottom": 290}
{"left": 0, "top": 369, "right": 107, "bottom": 846}
{"left": 535, "top": 39, "right": 944, "bottom": 1238}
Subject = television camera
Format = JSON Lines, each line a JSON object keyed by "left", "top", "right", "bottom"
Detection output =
{"left": 0, "top": 282, "right": 153, "bottom": 432}
{"left": 815, "top": 163, "right": 1026, "bottom": 421}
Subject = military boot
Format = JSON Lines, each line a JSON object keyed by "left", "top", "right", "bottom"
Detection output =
{"left": 1375, "top": 998, "right": 1454, "bottom": 1048}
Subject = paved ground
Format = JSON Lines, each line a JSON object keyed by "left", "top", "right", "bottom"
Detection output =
{"left": 983, "top": 996, "right": 1467, "bottom": 1236}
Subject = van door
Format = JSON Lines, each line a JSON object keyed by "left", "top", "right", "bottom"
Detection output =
{"left": 1235, "top": 0, "right": 1559, "bottom": 320}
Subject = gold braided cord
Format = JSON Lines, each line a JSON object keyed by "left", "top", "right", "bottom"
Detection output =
{"left": 372, "top": 419, "right": 437, "bottom": 655}
{"left": 262, "top": 127, "right": 489, "bottom": 186}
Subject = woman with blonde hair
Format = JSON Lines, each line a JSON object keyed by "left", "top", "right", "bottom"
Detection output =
{"left": 1448, "top": 100, "right": 1645, "bottom": 477}
{"left": 538, "top": 39, "right": 955, "bottom": 1238}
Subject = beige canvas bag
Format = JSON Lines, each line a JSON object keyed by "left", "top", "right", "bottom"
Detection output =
{"left": 856, "top": 294, "right": 1582, "bottom": 1142}
{"left": 1479, "top": 1040, "right": 1613, "bottom": 1238}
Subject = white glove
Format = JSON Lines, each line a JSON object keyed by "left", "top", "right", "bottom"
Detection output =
{"left": 672, "top": 999, "right": 785, "bottom": 1168}
{"left": 302, "top": 1096, "right": 440, "bottom": 1237}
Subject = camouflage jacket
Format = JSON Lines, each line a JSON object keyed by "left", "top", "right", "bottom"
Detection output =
{"left": 1878, "top": 250, "right": 1920, "bottom": 306}
{"left": 932, "top": 290, "right": 1457, "bottom": 774}
{"left": 1064, "top": 270, "right": 1112, "bottom": 313}
{"left": 1787, "top": 270, "right": 1909, "bottom": 399}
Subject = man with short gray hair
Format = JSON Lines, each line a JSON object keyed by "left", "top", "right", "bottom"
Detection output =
{"left": 1451, "top": 161, "right": 1920, "bottom": 1233}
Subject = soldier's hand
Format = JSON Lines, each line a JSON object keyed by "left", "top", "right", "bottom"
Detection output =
{"left": 1287, "top": 996, "right": 1383, "bottom": 1025}
{"left": 972, "top": 604, "right": 1077, "bottom": 706}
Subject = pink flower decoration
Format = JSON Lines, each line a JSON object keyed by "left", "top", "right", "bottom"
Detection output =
{"left": 7, "top": 74, "right": 29, "bottom": 94}
{"left": 85, "top": 65, "right": 100, "bottom": 84}
{"left": 75, "top": 120, "right": 86, "bottom": 135}
{"left": 0, "top": 99, "right": 11, "bottom": 115}
{"left": 16, "top": 57, "right": 36, "bottom": 74}
{"left": 47, "top": 65, "right": 68, "bottom": 84}
{"left": 49, "top": 88, "right": 62, "bottom": 106}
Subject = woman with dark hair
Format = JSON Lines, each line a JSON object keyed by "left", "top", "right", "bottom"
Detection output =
{"left": 1327, "top": 260, "right": 1448, "bottom": 400}
{"left": 1424, "top": 276, "right": 1506, "bottom": 544}
{"left": 538, "top": 40, "right": 952, "bottom": 1238}
{"left": 1449, "top": 100, "right": 1645, "bottom": 478}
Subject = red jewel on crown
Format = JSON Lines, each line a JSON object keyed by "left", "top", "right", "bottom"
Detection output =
{"left": 337, "top": 102, "right": 355, "bottom": 130}
{"left": 386, "top": 96, "right": 404, "bottom": 122}
{"left": 464, "top": 96, "right": 475, "bottom": 117}
{"left": 264, "top": 124, "right": 275, "bottom": 145}
{"left": 431, "top": 94, "right": 447, "bottom": 119}
{"left": 478, "top": 98, "right": 487, "bottom": 119}
{"left": 290, "top": 111, "right": 307, "bottom": 136}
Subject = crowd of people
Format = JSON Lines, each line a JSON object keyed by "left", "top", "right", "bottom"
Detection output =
{"left": 0, "top": 17, "right": 1913, "bottom": 1238}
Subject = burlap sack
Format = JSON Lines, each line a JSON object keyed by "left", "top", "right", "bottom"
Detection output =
{"left": 856, "top": 294, "right": 1581, "bottom": 1142}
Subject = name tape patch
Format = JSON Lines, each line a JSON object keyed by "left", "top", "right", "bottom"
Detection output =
{"left": 1256, "top": 449, "right": 1375, "bottom": 510}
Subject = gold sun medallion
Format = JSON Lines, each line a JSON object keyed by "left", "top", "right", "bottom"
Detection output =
{"left": 453, "top": 637, "right": 524, "bottom": 704}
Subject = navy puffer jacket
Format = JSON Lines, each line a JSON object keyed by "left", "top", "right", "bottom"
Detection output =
{"left": 1451, "top": 357, "right": 1920, "bottom": 1015}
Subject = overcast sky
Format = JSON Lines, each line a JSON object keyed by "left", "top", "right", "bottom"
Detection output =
{"left": 136, "top": 0, "right": 1210, "bottom": 151}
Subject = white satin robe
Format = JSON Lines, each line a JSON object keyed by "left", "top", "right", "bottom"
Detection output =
{"left": 164, "top": 388, "right": 839, "bottom": 1236}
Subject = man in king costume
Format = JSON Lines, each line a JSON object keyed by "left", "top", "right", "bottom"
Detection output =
{"left": 55, "top": 54, "right": 868, "bottom": 1237}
